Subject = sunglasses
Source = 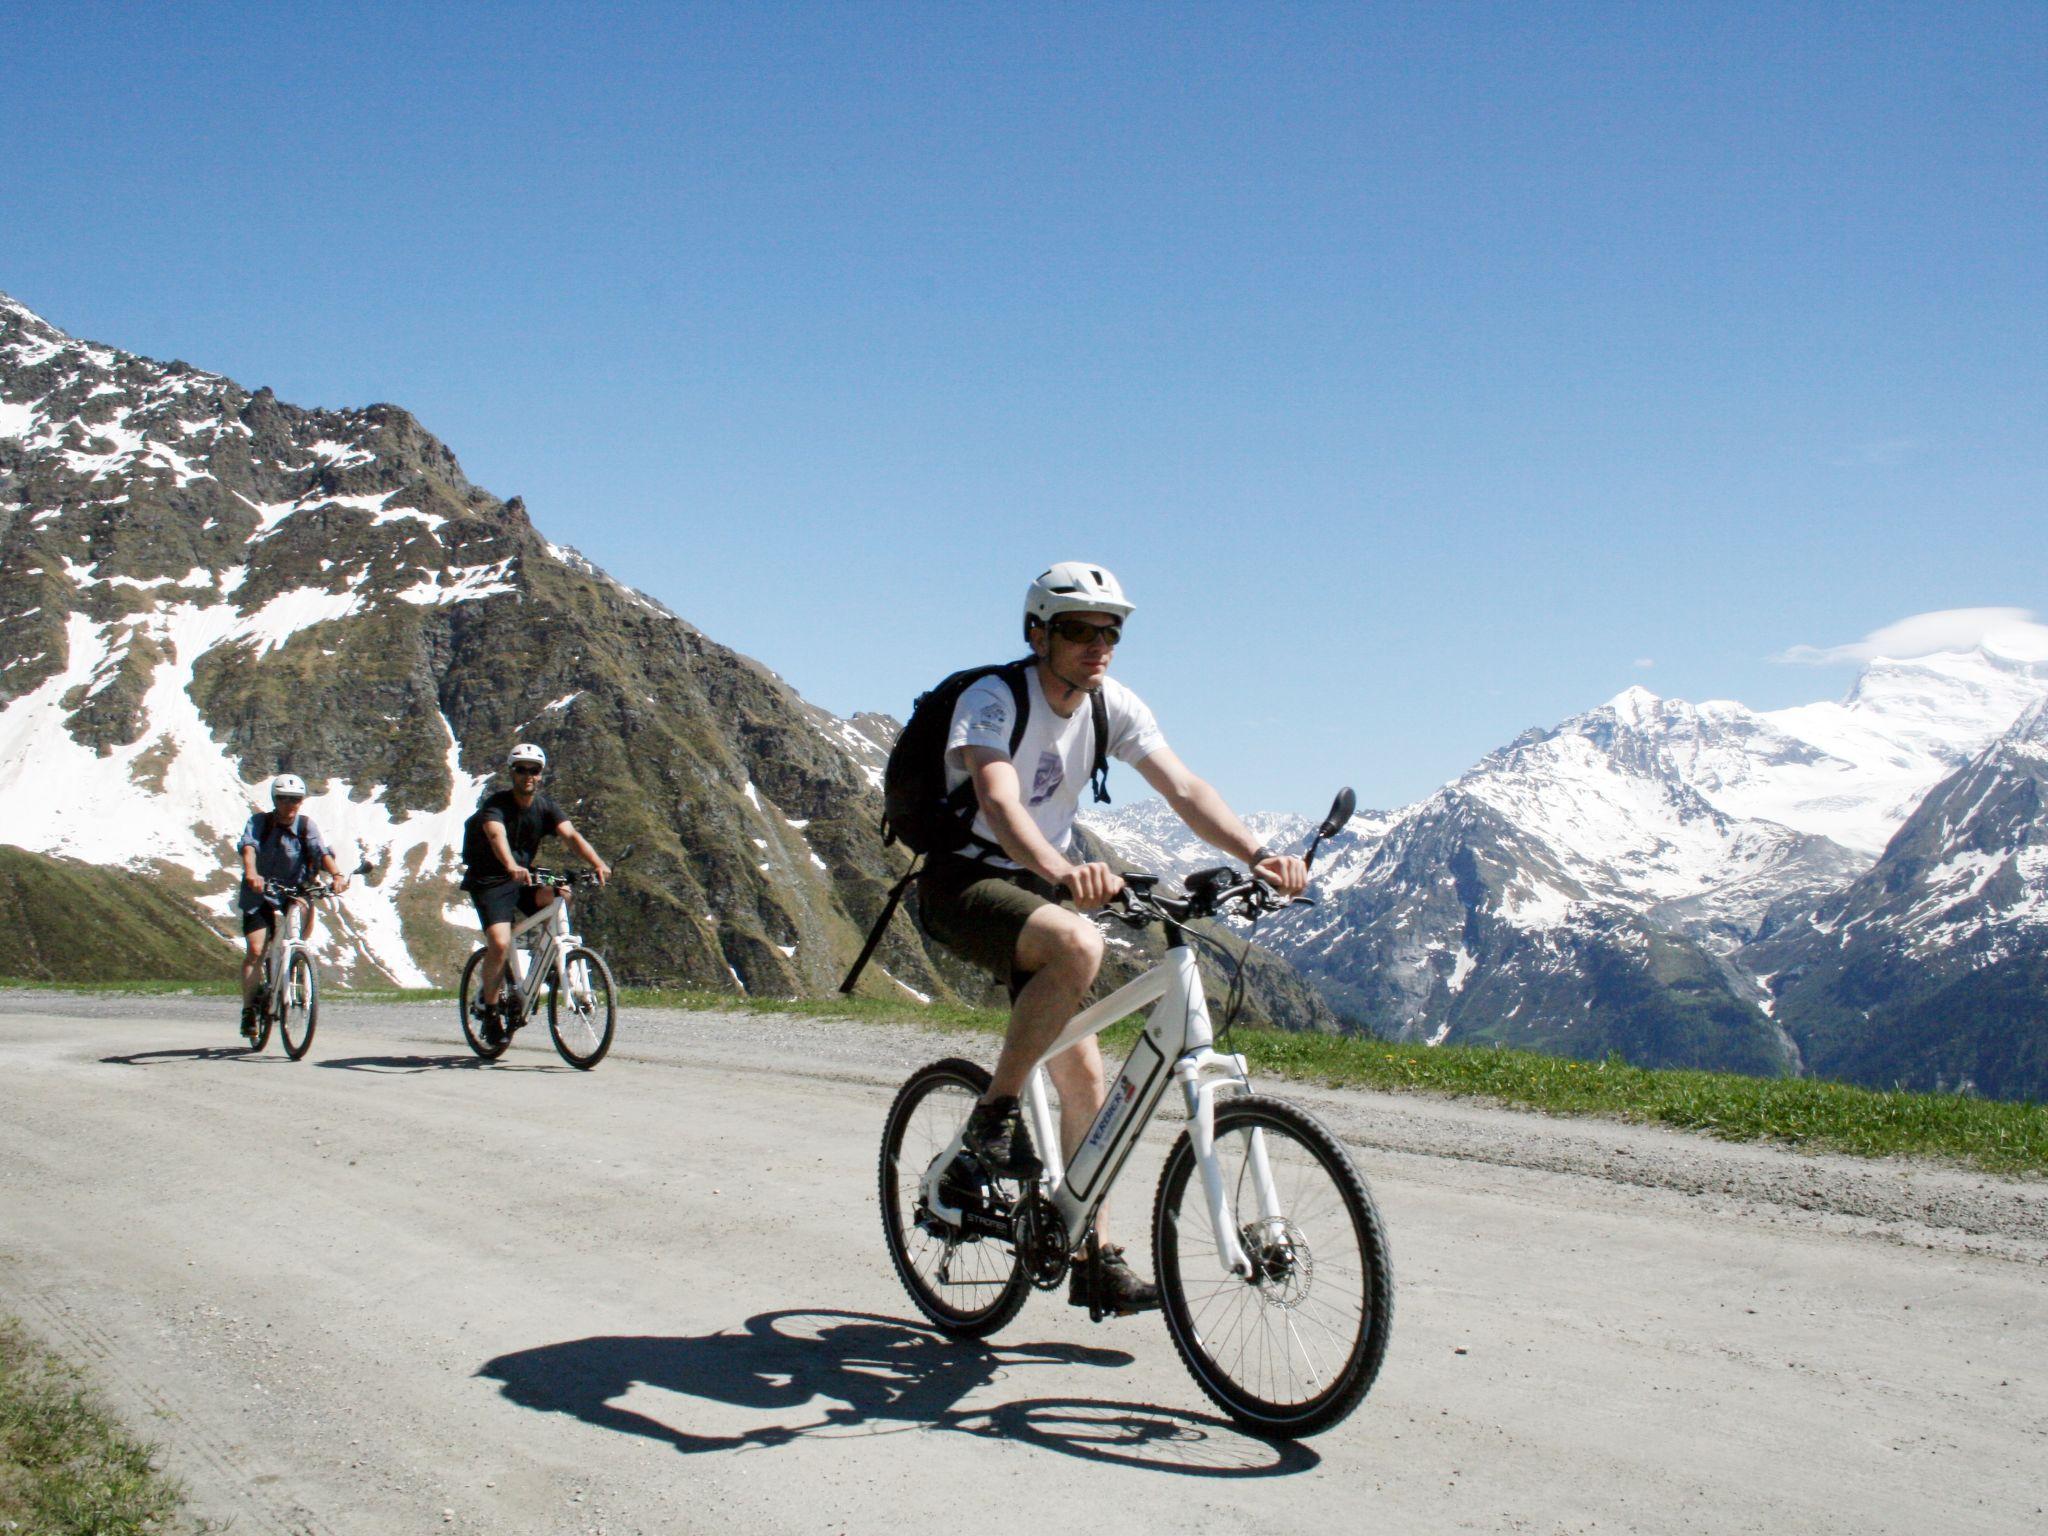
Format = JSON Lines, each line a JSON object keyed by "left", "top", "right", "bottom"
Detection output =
{"left": 511, "top": 766, "right": 544, "bottom": 777}
{"left": 1049, "top": 617, "right": 1123, "bottom": 646}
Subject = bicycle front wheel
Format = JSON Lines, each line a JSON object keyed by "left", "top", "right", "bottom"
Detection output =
{"left": 878, "top": 1058, "right": 1030, "bottom": 1337}
{"left": 547, "top": 947, "right": 616, "bottom": 1069}
{"left": 457, "top": 949, "right": 509, "bottom": 1061}
{"left": 279, "top": 950, "right": 319, "bottom": 1060}
{"left": 1153, "top": 1094, "right": 1393, "bottom": 1437}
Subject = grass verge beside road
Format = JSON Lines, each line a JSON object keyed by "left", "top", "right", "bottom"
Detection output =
{"left": 9, "top": 978, "right": 2043, "bottom": 1175}
{"left": 0, "top": 1318, "right": 187, "bottom": 1535}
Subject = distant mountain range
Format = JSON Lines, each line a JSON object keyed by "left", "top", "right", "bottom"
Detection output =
{"left": 7, "top": 291, "right": 2042, "bottom": 1096}
{"left": 1088, "top": 643, "right": 2048, "bottom": 1098}
{"left": 0, "top": 292, "right": 1329, "bottom": 1031}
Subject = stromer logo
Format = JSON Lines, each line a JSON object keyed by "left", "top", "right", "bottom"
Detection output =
{"left": 1083, "top": 1075, "right": 1138, "bottom": 1152}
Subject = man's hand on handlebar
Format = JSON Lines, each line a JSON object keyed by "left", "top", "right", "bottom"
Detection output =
{"left": 1058, "top": 861, "right": 1124, "bottom": 911}
{"left": 591, "top": 858, "right": 611, "bottom": 887}
{"left": 1251, "top": 852, "right": 1309, "bottom": 900}
{"left": 512, "top": 865, "right": 534, "bottom": 886}
{"left": 332, "top": 872, "right": 351, "bottom": 895}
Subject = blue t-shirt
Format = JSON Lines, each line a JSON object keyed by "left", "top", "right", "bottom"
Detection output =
{"left": 237, "top": 812, "right": 329, "bottom": 910}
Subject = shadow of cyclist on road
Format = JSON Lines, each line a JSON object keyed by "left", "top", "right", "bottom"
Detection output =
{"left": 313, "top": 1052, "right": 566, "bottom": 1074}
{"left": 479, "top": 1309, "right": 1317, "bottom": 1476}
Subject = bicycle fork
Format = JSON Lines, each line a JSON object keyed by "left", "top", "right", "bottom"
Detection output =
{"left": 1179, "top": 1054, "right": 1279, "bottom": 1280}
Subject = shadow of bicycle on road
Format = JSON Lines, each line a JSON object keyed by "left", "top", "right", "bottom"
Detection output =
{"left": 312, "top": 1052, "right": 571, "bottom": 1074}
{"left": 101, "top": 1046, "right": 279, "bottom": 1066}
{"left": 480, "top": 1309, "right": 1319, "bottom": 1476}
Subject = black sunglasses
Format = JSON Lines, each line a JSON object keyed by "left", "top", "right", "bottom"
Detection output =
{"left": 1049, "top": 617, "right": 1122, "bottom": 646}
{"left": 511, "top": 766, "right": 544, "bottom": 777}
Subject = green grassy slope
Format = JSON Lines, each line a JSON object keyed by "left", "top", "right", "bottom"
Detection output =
{"left": 0, "top": 848, "right": 230, "bottom": 983}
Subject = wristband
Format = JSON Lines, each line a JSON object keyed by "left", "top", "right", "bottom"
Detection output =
{"left": 1249, "top": 844, "right": 1276, "bottom": 866}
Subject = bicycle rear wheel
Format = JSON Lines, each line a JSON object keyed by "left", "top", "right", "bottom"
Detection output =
{"left": 1152, "top": 1094, "right": 1392, "bottom": 1437}
{"left": 547, "top": 946, "right": 616, "bottom": 1069}
{"left": 279, "top": 950, "right": 319, "bottom": 1060}
{"left": 457, "top": 949, "right": 509, "bottom": 1061}
{"left": 878, "top": 1058, "right": 1030, "bottom": 1337}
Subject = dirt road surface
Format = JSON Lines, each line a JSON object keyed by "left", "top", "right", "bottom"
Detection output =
{"left": 2, "top": 991, "right": 2043, "bottom": 1535}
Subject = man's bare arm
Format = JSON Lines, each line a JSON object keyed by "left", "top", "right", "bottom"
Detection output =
{"left": 482, "top": 821, "right": 530, "bottom": 884}
{"left": 964, "top": 748, "right": 1121, "bottom": 907}
{"left": 555, "top": 821, "right": 611, "bottom": 884}
{"left": 1136, "top": 748, "right": 1307, "bottom": 896}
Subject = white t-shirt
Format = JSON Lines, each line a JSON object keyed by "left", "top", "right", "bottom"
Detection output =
{"left": 944, "top": 667, "right": 1168, "bottom": 868}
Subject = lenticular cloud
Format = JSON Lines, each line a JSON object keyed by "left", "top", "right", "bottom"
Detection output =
{"left": 1777, "top": 608, "right": 2048, "bottom": 666}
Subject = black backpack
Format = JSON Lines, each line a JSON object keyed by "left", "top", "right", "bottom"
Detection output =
{"left": 841, "top": 660, "right": 1111, "bottom": 992}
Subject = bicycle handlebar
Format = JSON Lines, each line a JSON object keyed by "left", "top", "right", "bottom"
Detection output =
{"left": 526, "top": 867, "right": 606, "bottom": 889}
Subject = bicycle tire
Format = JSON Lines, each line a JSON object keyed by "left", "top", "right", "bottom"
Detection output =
{"left": 547, "top": 946, "right": 616, "bottom": 1069}
{"left": 456, "top": 949, "right": 510, "bottom": 1061}
{"left": 250, "top": 982, "right": 275, "bottom": 1053}
{"left": 878, "top": 1058, "right": 1030, "bottom": 1337}
{"left": 279, "top": 949, "right": 318, "bottom": 1060}
{"left": 1152, "top": 1094, "right": 1393, "bottom": 1437}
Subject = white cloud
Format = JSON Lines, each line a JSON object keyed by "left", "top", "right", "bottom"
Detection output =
{"left": 1777, "top": 608, "right": 2048, "bottom": 666}
{"left": 1633, "top": 657, "right": 1655, "bottom": 670}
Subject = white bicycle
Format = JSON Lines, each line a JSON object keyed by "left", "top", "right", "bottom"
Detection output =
{"left": 879, "top": 790, "right": 1392, "bottom": 1438}
{"left": 245, "top": 874, "right": 349, "bottom": 1061}
{"left": 457, "top": 868, "right": 618, "bottom": 1070}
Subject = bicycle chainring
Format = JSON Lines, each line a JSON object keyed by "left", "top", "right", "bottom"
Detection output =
{"left": 1012, "top": 1193, "right": 1070, "bottom": 1290}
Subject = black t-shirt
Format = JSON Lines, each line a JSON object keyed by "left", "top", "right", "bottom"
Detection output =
{"left": 460, "top": 791, "right": 567, "bottom": 890}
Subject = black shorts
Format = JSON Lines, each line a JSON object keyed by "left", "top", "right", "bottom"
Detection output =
{"left": 468, "top": 881, "right": 547, "bottom": 930}
{"left": 240, "top": 903, "right": 279, "bottom": 938}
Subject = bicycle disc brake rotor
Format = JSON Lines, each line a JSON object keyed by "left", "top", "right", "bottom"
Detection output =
{"left": 1241, "top": 1218, "right": 1314, "bottom": 1307}
{"left": 1013, "top": 1193, "right": 1069, "bottom": 1290}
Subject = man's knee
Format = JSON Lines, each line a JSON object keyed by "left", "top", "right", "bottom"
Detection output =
{"left": 1019, "top": 910, "right": 1103, "bottom": 984}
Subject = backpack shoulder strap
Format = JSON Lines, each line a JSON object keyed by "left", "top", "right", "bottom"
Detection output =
{"left": 1088, "top": 689, "right": 1112, "bottom": 805}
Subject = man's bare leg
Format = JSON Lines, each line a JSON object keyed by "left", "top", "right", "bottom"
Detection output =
{"left": 984, "top": 904, "right": 1133, "bottom": 1246}
{"left": 240, "top": 928, "right": 268, "bottom": 1008}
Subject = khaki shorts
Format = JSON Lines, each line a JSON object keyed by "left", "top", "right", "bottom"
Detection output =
{"left": 915, "top": 856, "right": 1065, "bottom": 995}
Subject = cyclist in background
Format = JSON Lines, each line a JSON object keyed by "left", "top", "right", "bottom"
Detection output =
{"left": 460, "top": 743, "right": 610, "bottom": 1049}
{"left": 918, "top": 562, "right": 1308, "bottom": 1316}
{"left": 237, "top": 774, "right": 350, "bottom": 1040}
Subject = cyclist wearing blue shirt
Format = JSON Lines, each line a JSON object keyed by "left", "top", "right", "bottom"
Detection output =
{"left": 236, "top": 774, "right": 349, "bottom": 1039}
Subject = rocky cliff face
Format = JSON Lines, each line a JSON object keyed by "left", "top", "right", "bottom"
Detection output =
{"left": 0, "top": 293, "right": 952, "bottom": 999}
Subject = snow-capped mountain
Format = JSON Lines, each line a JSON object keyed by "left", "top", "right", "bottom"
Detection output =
{"left": 0, "top": 291, "right": 955, "bottom": 998}
{"left": 1755, "top": 698, "right": 2048, "bottom": 1098}
{"left": 1087, "top": 645, "right": 2048, "bottom": 1086}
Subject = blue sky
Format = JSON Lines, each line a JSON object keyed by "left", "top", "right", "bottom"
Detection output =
{"left": 5, "top": 2, "right": 2043, "bottom": 812}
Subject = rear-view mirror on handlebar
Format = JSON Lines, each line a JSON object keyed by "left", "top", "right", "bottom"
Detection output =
{"left": 1319, "top": 787, "right": 1356, "bottom": 838}
{"left": 1303, "top": 786, "right": 1357, "bottom": 870}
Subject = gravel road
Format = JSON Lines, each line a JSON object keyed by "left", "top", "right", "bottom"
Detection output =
{"left": 1, "top": 990, "right": 2042, "bottom": 1535}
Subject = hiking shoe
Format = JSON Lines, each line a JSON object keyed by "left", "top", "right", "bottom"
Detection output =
{"left": 1069, "top": 1244, "right": 1160, "bottom": 1317}
{"left": 478, "top": 1003, "right": 507, "bottom": 1051}
{"left": 962, "top": 1095, "right": 1042, "bottom": 1179}
{"left": 239, "top": 1006, "right": 259, "bottom": 1042}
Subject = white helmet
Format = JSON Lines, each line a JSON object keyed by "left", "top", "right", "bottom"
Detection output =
{"left": 507, "top": 743, "right": 547, "bottom": 772}
{"left": 1023, "top": 561, "right": 1134, "bottom": 641}
{"left": 270, "top": 773, "right": 306, "bottom": 802}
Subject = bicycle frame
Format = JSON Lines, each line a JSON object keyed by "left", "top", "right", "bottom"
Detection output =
{"left": 492, "top": 889, "right": 581, "bottom": 1018}
{"left": 261, "top": 893, "right": 318, "bottom": 1000}
{"left": 922, "top": 937, "right": 1279, "bottom": 1279}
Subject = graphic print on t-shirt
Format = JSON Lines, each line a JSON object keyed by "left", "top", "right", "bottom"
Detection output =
{"left": 1029, "top": 750, "right": 1065, "bottom": 806}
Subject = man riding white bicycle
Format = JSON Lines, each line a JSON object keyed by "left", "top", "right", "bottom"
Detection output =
{"left": 916, "top": 562, "right": 1307, "bottom": 1316}
{"left": 236, "top": 774, "right": 350, "bottom": 1041}
{"left": 460, "top": 743, "right": 611, "bottom": 1051}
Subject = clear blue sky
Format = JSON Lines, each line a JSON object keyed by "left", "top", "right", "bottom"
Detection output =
{"left": 6, "top": 1, "right": 2044, "bottom": 813}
